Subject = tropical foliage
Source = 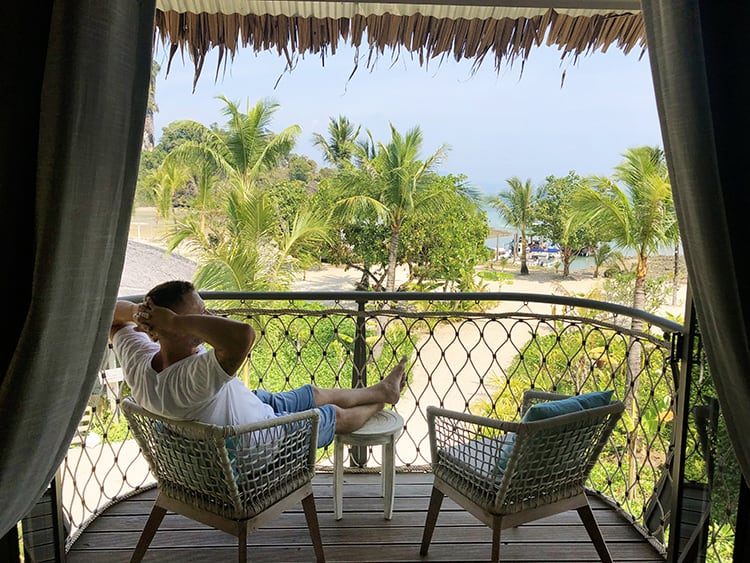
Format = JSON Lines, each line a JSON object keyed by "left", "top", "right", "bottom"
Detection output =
{"left": 590, "top": 242, "right": 624, "bottom": 278}
{"left": 136, "top": 97, "right": 683, "bottom": 321}
{"left": 399, "top": 175, "right": 489, "bottom": 291}
{"left": 570, "top": 145, "right": 676, "bottom": 496}
{"left": 532, "top": 172, "right": 601, "bottom": 277}
{"left": 311, "top": 115, "right": 361, "bottom": 169}
{"left": 135, "top": 100, "right": 494, "bottom": 294}
{"left": 161, "top": 97, "right": 331, "bottom": 291}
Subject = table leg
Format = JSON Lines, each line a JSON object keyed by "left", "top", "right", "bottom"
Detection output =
{"left": 383, "top": 436, "right": 396, "bottom": 520}
{"left": 334, "top": 438, "right": 344, "bottom": 520}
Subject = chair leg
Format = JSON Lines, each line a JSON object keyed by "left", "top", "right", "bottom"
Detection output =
{"left": 302, "top": 493, "right": 326, "bottom": 563}
{"left": 491, "top": 518, "right": 503, "bottom": 563}
{"left": 237, "top": 523, "right": 247, "bottom": 563}
{"left": 419, "top": 486, "right": 444, "bottom": 555}
{"left": 130, "top": 504, "right": 167, "bottom": 563}
{"left": 577, "top": 503, "right": 613, "bottom": 563}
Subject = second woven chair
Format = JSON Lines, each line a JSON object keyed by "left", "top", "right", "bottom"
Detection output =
{"left": 421, "top": 389, "right": 624, "bottom": 563}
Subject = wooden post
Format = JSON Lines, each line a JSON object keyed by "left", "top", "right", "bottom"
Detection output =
{"left": 666, "top": 288, "right": 696, "bottom": 563}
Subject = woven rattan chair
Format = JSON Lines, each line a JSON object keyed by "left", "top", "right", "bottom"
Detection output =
{"left": 121, "top": 397, "right": 325, "bottom": 563}
{"left": 421, "top": 390, "right": 625, "bottom": 563}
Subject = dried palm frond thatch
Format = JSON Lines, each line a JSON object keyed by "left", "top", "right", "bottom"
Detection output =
{"left": 153, "top": 3, "right": 646, "bottom": 89}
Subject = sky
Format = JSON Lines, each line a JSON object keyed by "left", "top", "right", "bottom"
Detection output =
{"left": 151, "top": 40, "right": 663, "bottom": 203}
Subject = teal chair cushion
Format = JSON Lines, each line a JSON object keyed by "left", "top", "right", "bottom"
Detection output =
{"left": 522, "top": 395, "right": 584, "bottom": 422}
{"left": 495, "top": 433, "right": 516, "bottom": 472}
{"left": 522, "top": 390, "right": 615, "bottom": 422}
{"left": 573, "top": 389, "right": 614, "bottom": 410}
{"left": 496, "top": 390, "right": 614, "bottom": 473}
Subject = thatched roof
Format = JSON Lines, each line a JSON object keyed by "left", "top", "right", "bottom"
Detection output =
{"left": 154, "top": 1, "right": 646, "bottom": 88}
{"left": 119, "top": 240, "right": 197, "bottom": 296}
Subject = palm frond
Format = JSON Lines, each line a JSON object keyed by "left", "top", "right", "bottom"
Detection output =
{"left": 165, "top": 215, "right": 211, "bottom": 254}
{"left": 336, "top": 195, "right": 390, "bottom": 223}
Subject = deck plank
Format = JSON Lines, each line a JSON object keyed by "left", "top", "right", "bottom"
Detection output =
{"left": 67, "top": 473, "right": 664, "bottom": 562}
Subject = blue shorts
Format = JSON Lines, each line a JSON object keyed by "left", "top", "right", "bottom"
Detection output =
{"left": 253, "top": 384, "right": 336, "bottom": 448}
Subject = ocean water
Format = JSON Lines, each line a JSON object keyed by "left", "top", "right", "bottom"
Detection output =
{"left": 479, "top": 198, "right": 678, "bottom": 271}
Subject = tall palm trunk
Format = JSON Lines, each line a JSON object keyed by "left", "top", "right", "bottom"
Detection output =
{"left": 519, "top": 229, "right": 529, "bottom": 275}
{"left": 625, "top": 252, "right": 647, "bottom": 498}
{"left": 143, "top": 111, "right": 155, "bottom": 151}
{"left": 562, "top": 247, "right": 573, "bottom": 277}
{"left": 386, "top": 228, "right": 400, "bottom": 292}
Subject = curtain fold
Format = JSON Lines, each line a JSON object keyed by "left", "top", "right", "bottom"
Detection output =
{"left": 0, "top": 0, "right": 155, "bottom": 535}
{"left": 642, "top": 1, "right": 750, "bottom": 483}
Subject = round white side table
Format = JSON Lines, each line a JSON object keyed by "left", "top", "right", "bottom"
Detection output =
{"left": 333, "top": 409, "right": 405, "bottom": 520}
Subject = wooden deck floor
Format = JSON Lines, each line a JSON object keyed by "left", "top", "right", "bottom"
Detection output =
{"left": 67, "top": 472, "right": 664, "bottom": 562}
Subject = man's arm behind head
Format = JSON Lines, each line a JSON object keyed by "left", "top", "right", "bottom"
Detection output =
{"left": 139, "top": 298, "right": 256, "bottom": 376}
{"left": 110, "top": 300, "right": 138, "bottom": 341}
{"left": 166, "top": 311, "right": 255, "bottom": 375}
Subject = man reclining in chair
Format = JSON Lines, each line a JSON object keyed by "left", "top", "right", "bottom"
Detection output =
{"left": 110, "top": 280, "right": 407, "bottom": 448}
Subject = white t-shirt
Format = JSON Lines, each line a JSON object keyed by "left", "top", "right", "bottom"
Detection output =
{"left": 112, "top": 327, "right": 275, "bottom": 426}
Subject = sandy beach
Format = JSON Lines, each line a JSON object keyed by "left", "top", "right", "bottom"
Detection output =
{"left": 291, "top": 261, "right": 602, "bottom": 298}
{"left": 119, "top": 239, "right": 687, "bottom": 318}
{"left": 290, "top": 260, "right": 687, "bottom": 318}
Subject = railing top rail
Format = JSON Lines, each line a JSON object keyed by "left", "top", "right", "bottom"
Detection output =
{"left": 121, "top": 290, "right": 683, "bottom": 334}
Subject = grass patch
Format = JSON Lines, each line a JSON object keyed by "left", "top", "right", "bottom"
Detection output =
{"left": 477, "top": 270, "right": 515, "bottom": 283}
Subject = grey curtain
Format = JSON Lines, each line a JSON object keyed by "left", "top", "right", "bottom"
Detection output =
{"left": 642, "top": 2, "right": 750, "bottom": 483}
{"left": 0, "top": 1, "right": 155, "bottom": 535}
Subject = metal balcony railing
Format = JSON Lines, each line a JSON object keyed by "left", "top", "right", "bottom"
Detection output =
{"left": 56, "top": 290, "right": 734, "bottom": 560}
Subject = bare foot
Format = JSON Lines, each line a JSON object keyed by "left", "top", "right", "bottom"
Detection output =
{"left": 381, "top": 357, "right": 408, "bottom": 404}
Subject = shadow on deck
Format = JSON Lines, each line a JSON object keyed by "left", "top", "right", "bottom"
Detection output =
{"left": 67, "top": 472, "right": 664, "bottom": 562}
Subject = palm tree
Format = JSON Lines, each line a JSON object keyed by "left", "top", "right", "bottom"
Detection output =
{"left": 168, "top": 96, "right": 301, "bottom": 196}
{"left": 572, "top": 146, "right": 673, "bottom": 313}
{"left": 489, "top": 177, "right": 536, "bottom": 275}
{"left": 571, "top": 145, "right": 673, "bottom": 497}
{"left": 168, "top": 189, "right": 331, "bottom": 292}
{"left": 335, "top": 124, "right": 449, "bottom": 292}
{"left": 312, "top": 115, "right": 361, "bottom": 168}
{"left": 590, "top": 243, "right": 624, "bottom": 278}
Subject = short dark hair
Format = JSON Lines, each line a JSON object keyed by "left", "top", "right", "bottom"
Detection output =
{"left": 146, "top": 280, "right": 195, "bottom": 310}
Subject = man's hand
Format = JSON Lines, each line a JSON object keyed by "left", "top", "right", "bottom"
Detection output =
{"left": 134, "top": 298, "right": 174, "bottom": 340}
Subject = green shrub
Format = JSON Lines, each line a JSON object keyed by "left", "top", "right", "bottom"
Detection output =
{"left": 241, "top": 303, "right": 415, "bottom": 391}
